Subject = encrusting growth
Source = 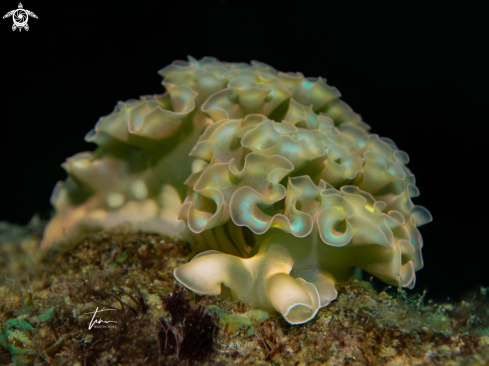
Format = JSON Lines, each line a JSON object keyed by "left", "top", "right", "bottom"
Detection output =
{"left": 42, "top": 57, "right": 432, "bottom": 324}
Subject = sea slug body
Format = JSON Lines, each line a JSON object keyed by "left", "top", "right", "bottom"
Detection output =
{"left": 42, "top": 57, "right": 432, "bottom": 324}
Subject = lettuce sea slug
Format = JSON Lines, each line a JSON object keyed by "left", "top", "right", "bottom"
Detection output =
{"left": 42, "top": 57, "right": 432, "bottom": 324}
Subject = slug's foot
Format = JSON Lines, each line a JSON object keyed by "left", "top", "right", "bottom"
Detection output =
{"left": 174, "top": 251, "right": 337, "bottom": 324}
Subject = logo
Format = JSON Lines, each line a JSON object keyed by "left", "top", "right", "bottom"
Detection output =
{"left": 3, "top": 3, "right": 37, "bottom": 32}
{"left": 83, "top": 307, "right": 118, "bottom": 330}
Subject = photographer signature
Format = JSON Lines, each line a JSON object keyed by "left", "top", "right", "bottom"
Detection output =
{"left": 83, "top": 307, "right": 118, "bottom": 330}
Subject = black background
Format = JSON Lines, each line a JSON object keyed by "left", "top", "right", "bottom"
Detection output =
{"left": 1, "top": 1, "right": 488, "bottom": 302}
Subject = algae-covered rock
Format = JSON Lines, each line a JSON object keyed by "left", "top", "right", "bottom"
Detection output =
{"left": 1, "top": 222, "right": 488, "bottom": 365}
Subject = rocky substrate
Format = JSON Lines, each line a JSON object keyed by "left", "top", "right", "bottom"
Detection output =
{"left": 1, "top": 220, "right": 488, "bottom": 365}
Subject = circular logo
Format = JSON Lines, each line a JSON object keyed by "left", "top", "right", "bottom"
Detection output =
{"left": 12, "top": 9, "right": 28, "bottom": 27}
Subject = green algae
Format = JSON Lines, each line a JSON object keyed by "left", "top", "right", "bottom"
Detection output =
{"left": 0, "top": 301, "right": 63, "bottom": 364}
{"left": 36, "top": 306, "right": 55, "bottom": 322}
{"left": 206, "top": 305, "right": 269, "bottom": 337}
